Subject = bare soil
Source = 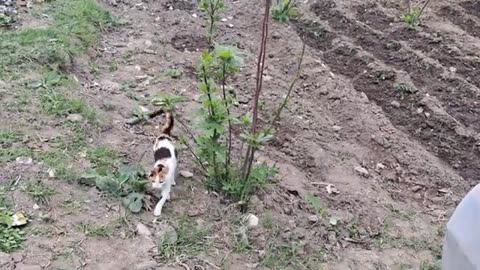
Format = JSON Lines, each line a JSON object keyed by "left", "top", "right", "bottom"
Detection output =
{"left": 2, "top": 0, "right": 479, "bottom": 269}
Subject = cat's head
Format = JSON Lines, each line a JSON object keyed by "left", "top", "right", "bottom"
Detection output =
{"left": 148, "top": 163, "right": 169, "bottom": 189}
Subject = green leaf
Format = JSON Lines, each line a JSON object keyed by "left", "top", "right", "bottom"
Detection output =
{"left": 306, "top": 193, "right": 321, "bottom": 212}
{"left": 81, "top": 168, "right": 99, "bottom": 179}
{"left": 95, "top": 176, "right": 120, "bottom": 194}
{"left": 122, "top": 193, "right": 144, "bottom": 213}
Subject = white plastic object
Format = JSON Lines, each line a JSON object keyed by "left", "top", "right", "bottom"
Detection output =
{"left": 442, "top": 184, "right": 480, "bottom": 270}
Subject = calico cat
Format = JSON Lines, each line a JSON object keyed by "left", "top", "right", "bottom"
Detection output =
{"left": 148, "top": 110, "right": 178, "bottom": 217}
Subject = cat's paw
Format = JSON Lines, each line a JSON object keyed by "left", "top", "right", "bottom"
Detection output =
{"left": 154, "top": 209, "right": 162, "bottom": 216}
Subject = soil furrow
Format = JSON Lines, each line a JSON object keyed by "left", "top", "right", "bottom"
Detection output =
{"left": 309, "top": 1, "right": 480, "bottom": 133}
{"left": 355, "top": 3, "right": 480, "bottom": 91}
{"left": 296, "top": 2, "right": 480, "bottom": 187}
{"left": 460, "top": 1, "right": 480, "bottom": 19}
{"left": 438, "top": 5, "right": 480, "bottom": 39}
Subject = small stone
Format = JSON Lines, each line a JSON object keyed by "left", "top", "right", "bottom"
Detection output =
{"left": 227, "top": 23, "right": 234, "bottom": 28}
{"left": 411, "top": 185, "right": 423, "bottom": 193}
{"left": 33, "top": 204, "right": 40, "bottom": 210}
{"left": 416, "top": 107, "right": 424, "bottom": 114}
{"left": 449, "top": 67, "right": 457, "bottom": 73}
{"left": 221, "top": 18, "right": 228, "bottom": 22}
{"left": 246, "top": 214, "right": 259, "bottom": 228}
{"left": 155, "top": 16, "right": 161, "bottom": 22}
{"left": 425, "top": 112, "right": 431, "bottom": 118}
{"left": 283, "top": 207, "right": 293, "bottom": 215}
{"left": 66, "top": 113, "right": 83, "bottom": 122}
{"left": 48, "top": 168, "right": 55, "bottom": 178}
{"left": 144, "top": 40, "right": 152, "bottom": 48}
{"left": 16, "top": 157, "right": 33, "bottom": 165}
{"left": 354, "top": 165, "right": 369, "bottom": 177}
{"left": 318, "top": 88, "right": 329, "bottom": 95}
{"left": 332, "top": 125, "right": 342, "bottom": 132}
{"left": 180, "top": 171, "right": 193, "bottom": 178}
{"left": 390, "top": 100, "right": 401, "bottom": 108}
{"left": 272, "top": 31, "right": 281, "bottom": 39}
{"left": 308, "top": 215, "right": 319, "bottom": 223}
{"left": 376, "top": 163, "right": 386, "bottom": 170}
{"left": 136, "top": 223, "right": 152, "bottom": 237}
{"left": 13, "top": 264, "right": 42, "bottom": 270}
{"left": 263, "top": 75, "right": 273, "bottom": 81}
{"left": 192, "top": 13, "right": 198, "bottom": 18}
{"left": 227, "top": 16, "right": 233, "bottom": 20}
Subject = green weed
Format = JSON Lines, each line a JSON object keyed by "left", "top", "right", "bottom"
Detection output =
{"left": 78, "top": 222, "right": 112, "bottom": 237}
{"left": 87, "top": 146, "right": 120, "bottom": 174}
{"left": 0, "top": 226, "right": 25, "bottom": 253}
{"left": 81, "top": 165, "right": 147, "bottom": 213}
{"left": 157, "top": 215, "right": 209, "bottom": 261}
{"left": 24, "top": 181, "right": 56, "bottom": 205}
{"left": 0, "top": 130, "right": 21, "bottom": 146}
{"left": 402, "top": 7, "right": 421, "bottom": 29}
{"left": 0, "top": 147, "right": 32, "bottom": 163}
{"left": 40, "top": 89, "right": 97, "bottom": 123}
{"left": 272, "top": 0, "right": 298, "bottom": 23}
{"left": 89, "top": 63, "right": 100, "bottom": 75}
{"left": 109, "top": 61, "right": 118, "bottom": 72}
{"left": 166, "top": 68, "right": 183, "bottom": 79}
{"left": 199, "top": 0, "right": 225, "bottom": 45}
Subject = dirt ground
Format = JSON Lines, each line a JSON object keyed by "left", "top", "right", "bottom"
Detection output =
{"left": 1, "top": 0, "right": 479, "bottom": 269}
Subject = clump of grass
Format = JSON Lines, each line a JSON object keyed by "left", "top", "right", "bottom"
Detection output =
{"left": 0, "top": 0, "right": 116, "bottom": 78}
{"left": 157, "top": 215, "right": 209, "bottom": 261}
{"left": 166, "top": 68, "right": 183, "bottom": 79}
{"left": 24, "top": 181, "right": 56, "bottom": 205}
{"left": 87, "top": 146, "right": 120, "bottom": 174}
{"left": 0, "top": 130, "right": 21, "bottom": 146}
{"left": 78, "top": 222, "right": 112, "bottom": 237}
{"left": 402, "top": 0, "right": 431, "bottom": 29}
{"left": 272, "top": 0, "right": 298, "bottom": 23}
{"left": 40, "top": 89, "right": 97, "bottom": 123}
{"left": 0, "top": 226, "right": 25, "bottom": 253}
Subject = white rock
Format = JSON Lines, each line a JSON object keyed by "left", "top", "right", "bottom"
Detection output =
{"left": 66, "top": 113, "right": 83, "bottom": 122}
{"left": 354, "top": 165, "right": 369, "bottom": 177}
{"left": 180, "top": 170, "right": 193, "bottom": 178}
{"left": 308, "top": 215, "right": 319, "bottom": 223}
{"left": 192, "top": 13, "right": 198, "bottom": 18}
{"left": 449, "top": 66, "right": 457, "bottom": 73}
{"left": 376, "top": 163, "right": 386, "bottom": 170}
{"left": 136, "top": 223, "right": 152, "bottom": 237}
{"left": 16, "top": 156, "right": 33, "bottom": 165}
{"left": 33, "top": 204, "right": 40, "bottom": 210}
{"left": 227, "top": 23, "right": 234, "bottom": 28}
{"left": 48, "top": 168, "right": 56, "bottom": 178}
{"left": 221, "top": 18, "right": 228, "bottom": 22}
{"left": 144, "top": 40, "right": 152, "bottom": 48}
{"left": 332, "top": 125, "right": 342, "bottom": 132}
{"left": 246, "top": 214, "right": 259, "bottom": 228}
{"left": 227, "top": 16, "right": 233, "bottom": 20}
{"left": 390, "top": 100, "right": 401, "bottom": 108}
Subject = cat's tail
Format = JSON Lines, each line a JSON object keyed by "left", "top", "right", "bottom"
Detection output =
{"left": 149, "top": 109, "right": 174, "bottom": 135}
{"left": 160, "top": 111, "right": 174, "bottom": 135}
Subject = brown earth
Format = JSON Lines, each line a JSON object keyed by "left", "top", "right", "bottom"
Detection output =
{"left": 2, "top": 0, "right": 480, "bottom": 269}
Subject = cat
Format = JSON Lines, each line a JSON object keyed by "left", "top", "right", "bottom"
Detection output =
{"left": 148, "top": 110, "right": 178, "bottom": 217}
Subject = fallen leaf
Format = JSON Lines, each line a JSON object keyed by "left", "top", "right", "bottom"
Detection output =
{"left": 12, "top": 212, "right": 28, "bottom": 227}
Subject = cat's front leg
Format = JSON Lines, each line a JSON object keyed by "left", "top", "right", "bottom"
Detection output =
{"left": 153, "top": 188, "right": 170, "bottom": 216}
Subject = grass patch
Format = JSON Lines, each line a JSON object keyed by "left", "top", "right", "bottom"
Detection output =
{"left": 87, "top": 146, "right": 120, "bottom": 175}
{"left": 0, "top": 225, "right": 25, "bottom": 253}
{"left": 40, "top": 88, "right": 97, "bottom": 123}
{"left": 0, "top": 130, "right": 21, "bottom": 146}
{"left": 157, "top": 215, "right": 209, "bottom": 261}
{"left": 24, "top": 181, "right": 56, "bottom": 205}
{"left": 78, "top": 222, "right": 112, "bottom": 237}
{"left": 0, "top": 0, "right": 116, "bottom": 78}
